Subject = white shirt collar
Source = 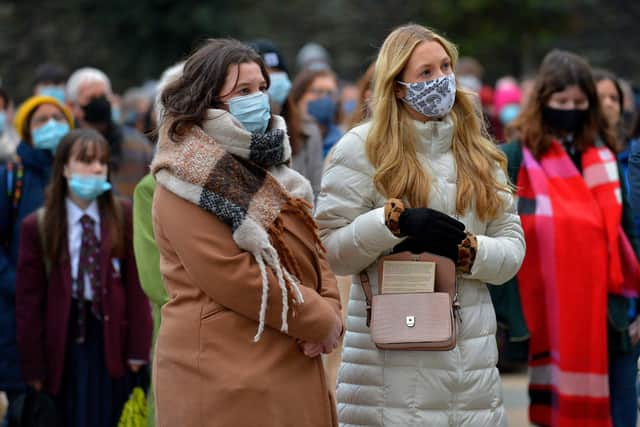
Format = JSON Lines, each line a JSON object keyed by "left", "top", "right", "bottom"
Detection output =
{"left": 66, "top": 198, "right": 100, "bottom": 226}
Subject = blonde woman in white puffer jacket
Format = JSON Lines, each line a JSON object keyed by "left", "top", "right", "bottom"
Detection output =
{"left": 315, "top": 24, "right": 525, "bottom": 427}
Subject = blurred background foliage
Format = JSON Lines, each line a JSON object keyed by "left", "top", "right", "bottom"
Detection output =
{"left": 0, "top": 0, "right": 638, "bottom": 98}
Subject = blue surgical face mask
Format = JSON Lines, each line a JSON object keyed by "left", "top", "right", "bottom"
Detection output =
{"left": 342, "top": 99, "right": 357, "bottom": 115}
{"left": 38, "top": 86, "right": 66, "bottom": 104}
{"left": 227, "top": 91, "right": 271, "bottom": 134}
{"left": 499, "top": 104, "right": 520, "bottom": 125}
{"left": 68, "top": 174, "right": 112, "bottom": 201}
{"left": 124, "top": 111, "right": 138, "bottom": 126}
{"left": 32, "top": 119, "right": 70, "bottom": 152}
{"left": 307, "top": 95, "right": 337, "bottom": 127}
{"left": 111, "top": 106, "right": 122, "bottom": 123}
{"left": 0, "top": 112, "right": 6, "bottom": 135}
{"left": 267, "top": 72, "right": 292, "bottom": 106}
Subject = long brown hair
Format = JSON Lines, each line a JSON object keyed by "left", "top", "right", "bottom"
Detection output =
{"left": 44, "top": 128, "right": 124, "bottom": 263}
{"left": 280, "top": 97, "right": 304, "bottom": 155}
{"left": 509, "top": 49, "right": 617, "bottom": 157}
{"left": 366, "top": 24, "right": 509, "bottom": 221}
{"left": 160, "top": 38, "right": 271, "bottom": 141}
{"left": 593, "top": 68, "right": 624, "bottom": 143}
{"left": 348, "top": 63, "right": 375, "bottom": 129}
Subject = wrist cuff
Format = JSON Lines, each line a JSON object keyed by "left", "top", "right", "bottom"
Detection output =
{"left": 384, "top": 198, "right": 406, "bottom": 237}
{"left": 456, "top": 232, "right": 477, "bottom": 273}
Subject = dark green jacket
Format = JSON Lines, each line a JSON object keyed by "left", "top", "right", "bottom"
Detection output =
{"left": 493, "top": 141, "right": 640, "bottom": 355}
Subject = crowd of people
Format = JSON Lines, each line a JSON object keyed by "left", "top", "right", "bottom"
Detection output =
{"left": 0, "top": 21, "right": 638, "bottom": 427}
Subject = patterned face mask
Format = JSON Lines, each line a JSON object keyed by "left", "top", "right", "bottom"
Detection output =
{"left": 398, "top": 73, "right": 457, "bottom": 118}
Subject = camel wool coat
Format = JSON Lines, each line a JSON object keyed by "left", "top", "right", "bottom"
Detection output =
{"left": 152, "top": 185, "right": 341, "bottom": 427}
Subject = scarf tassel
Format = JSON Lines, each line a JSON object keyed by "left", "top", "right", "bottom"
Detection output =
{"left": 252, "top": 197, "right": 320, "bottom": 342}
{"left": 253, "top": 245, "right": 305, "bottom": 342}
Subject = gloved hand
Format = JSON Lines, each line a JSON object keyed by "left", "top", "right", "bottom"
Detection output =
{"left": 394, "top": 208, "right": 466, "bottom": 262}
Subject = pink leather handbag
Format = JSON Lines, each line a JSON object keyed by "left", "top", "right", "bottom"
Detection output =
{"left": 359, "top": 252, "right": 460, "bottom": 351}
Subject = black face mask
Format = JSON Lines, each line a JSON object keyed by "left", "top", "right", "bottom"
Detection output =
{"left": 82, "top": 95, "right": 112, "bottom": 125}
{"left": 542, "top": 106, "right": 589, "bottom": 134}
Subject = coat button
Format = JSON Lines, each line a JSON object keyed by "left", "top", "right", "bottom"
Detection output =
{"left": 104, "top": 315, "right": 110, "bottom": 321}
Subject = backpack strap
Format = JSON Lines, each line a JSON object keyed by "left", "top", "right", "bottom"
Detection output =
{"left": 36, "top": 207, "right": 51, "bottom": 278}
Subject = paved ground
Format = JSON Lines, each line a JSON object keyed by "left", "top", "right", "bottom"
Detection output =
{"left": 501, "top": 371, "right": 640, "bottom": 427}
{"left": 502, "top": 371, "right": 531, "bottom": 427}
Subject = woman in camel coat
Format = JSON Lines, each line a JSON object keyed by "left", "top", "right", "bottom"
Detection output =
{"left": 151, "top": 38, "right": 342, "bottom": 426}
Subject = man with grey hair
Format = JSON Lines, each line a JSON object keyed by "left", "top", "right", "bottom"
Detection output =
{"left": 66, "top": 67, "right": 153, "bottom": 198}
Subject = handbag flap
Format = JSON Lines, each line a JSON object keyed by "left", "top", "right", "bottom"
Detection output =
{"left": 371, "top": 292, "right": 453, "bottom": 344}
{"left": 377, "top": 251, "right": 456, "bottom": 298}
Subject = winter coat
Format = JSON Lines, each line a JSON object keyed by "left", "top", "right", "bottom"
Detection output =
{"left": 110, "top": 125, "right": 153, "bottom": 199}
{"left": 132, "top": 173, "right": 165, "bottom": 427}
{"left": 15, "top": 200, "right": 152, "bottom": 395}
{"left": 314, "top": 118, "right": 525, "bottom": 427}
{"left": 0, "top": 127, "right": 19, "bottom": 164}
{"left": 133, "top": 174, "right": 166, "bottom": 346}
{"left": 628, "top": 138, "right": 640, "bottom": 218}
{"left": 151, "top": 185, "right": 341, "bottom": 427}
{"left": 0, "top": 141, "right": 53, "bottom": 393}
{"left": 291, "top": 117, "right": 324, "bottom": 196}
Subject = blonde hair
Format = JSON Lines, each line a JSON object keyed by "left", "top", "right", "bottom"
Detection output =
{"left": 366, "top": 24, "right": 510, "bottom": 221}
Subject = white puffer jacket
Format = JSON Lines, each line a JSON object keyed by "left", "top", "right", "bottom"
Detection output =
{"left": 315, "top": 118, "right": 525, "bottom": 427}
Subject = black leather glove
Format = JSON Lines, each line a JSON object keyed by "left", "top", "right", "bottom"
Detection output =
{"left": 394, "top": 208, "right": 466, "bottom": 262}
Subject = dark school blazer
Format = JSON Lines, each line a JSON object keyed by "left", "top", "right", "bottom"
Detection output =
{"left": 15, "top": 200, "right": 152, "bottom": 395}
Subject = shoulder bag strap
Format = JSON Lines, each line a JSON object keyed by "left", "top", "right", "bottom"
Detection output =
{"left": 358, "top": 270, "right": 374, "bottom": 327}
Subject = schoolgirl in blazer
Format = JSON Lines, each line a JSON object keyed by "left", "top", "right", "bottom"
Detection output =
{"left": 15, "top": 128, "right": 152, "bottom": 426}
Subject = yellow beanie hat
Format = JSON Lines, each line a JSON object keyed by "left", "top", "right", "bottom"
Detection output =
{"left": 13, "top": 95, "right": 74, "bottom": 140}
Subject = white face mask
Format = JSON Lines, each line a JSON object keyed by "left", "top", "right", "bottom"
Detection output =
{"left": 398, "top": 73, "right": 457, "bottom": 118}
{"left": 458, "top": 75, "right": 482, "bottom": 93}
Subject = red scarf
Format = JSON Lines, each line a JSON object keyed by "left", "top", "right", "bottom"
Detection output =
{"left": 517, "top": 141, "right": 639, "bottom": 427}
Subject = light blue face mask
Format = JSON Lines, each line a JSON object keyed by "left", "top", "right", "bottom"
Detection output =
{"left": 39, "top": 86, "right": 66, "bottom": 104}
{"left": 111, "top": 106, "right": 122, "bottom": 124}
{"left": 68, "top": 174, "right": 112, "bottom": 200}
{"left": 267, "top": 72, "right": 292, "bottom": 106}
{"left": 499, "top": 104, "right": 520, "bottom": 125}
{"left": 0, "top": 112, "right": 6, "bottom": 135}
{"left": 32, "top": 119, "right": 70, "bottom": 152}
{"left": 227, "top": 91, "right": 271, "bottom": 134}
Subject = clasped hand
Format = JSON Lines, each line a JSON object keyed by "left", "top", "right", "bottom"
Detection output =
{"left": 298, "top": 314, "right": 343, "bottom": 358}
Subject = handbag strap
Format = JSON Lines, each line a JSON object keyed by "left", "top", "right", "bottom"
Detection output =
{"left": 358, "top": 270, "right": 374, "bottom": 327}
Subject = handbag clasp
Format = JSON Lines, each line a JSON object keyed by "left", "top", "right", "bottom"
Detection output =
{"left": 406, "top": 316, "right": 415, "bottom": 327}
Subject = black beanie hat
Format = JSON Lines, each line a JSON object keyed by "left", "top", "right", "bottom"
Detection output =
{"left": 248, "top": 38, "right": 288, "bottom": 74}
